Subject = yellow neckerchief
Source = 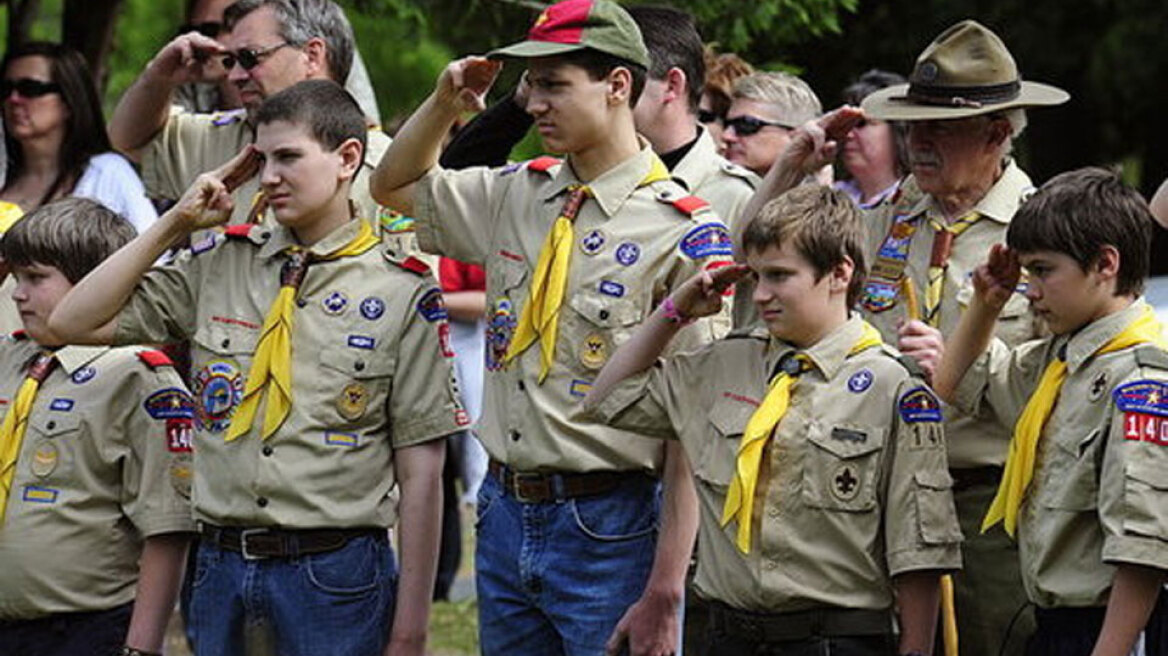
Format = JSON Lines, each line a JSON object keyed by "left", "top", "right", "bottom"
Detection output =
{"left": 0, "top": 201, "right": 25, "bottom": 233}
{"left": 924, "top": 212, "right": 981, "bottom": 327}
{"left": 0, "top": 351, "right": 56, "bottom": 524}
{"left": 982, "top": 304, "right": 1168, "bottom": 536}
{"left": 506, "top": 156, "right": 671, "bottom": 382}
{"left": 722, "top": 321, "right": 884, "bottom": 553}
{"left": 226, "top": 220, "right": 380, "bottom": 441}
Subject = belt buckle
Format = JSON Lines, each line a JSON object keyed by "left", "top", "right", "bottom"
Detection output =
{"left": 239, "top": 528, "right": 271, "bottom": 560}
{"left": 509, "top": 471, "right": 546, "bottom": 503}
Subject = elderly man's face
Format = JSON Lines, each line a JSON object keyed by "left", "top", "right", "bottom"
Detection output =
{"left": 907, "top": 116, "right": 1007, "bottom": 197}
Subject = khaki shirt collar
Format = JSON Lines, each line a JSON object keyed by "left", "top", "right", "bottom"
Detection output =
{"left": 670, "top": 126, "right": 717, "bottom": 191}
{"left": 1061, "top": 298, "right": 1147, "bottom": 373}
{"left": 920, "top": 159, "right": 1033, "bottom": 225}
{"left": 765, "top": 315, "right": 866, "bottom": 380}
{"left": 539, "top": 139, "right": 662, "bottom": 218}
{"left": 258, "top": 213, "right": 365, "bottom": 261}
{"left": 54, "top": 344, "right": 109, "bottom": 376}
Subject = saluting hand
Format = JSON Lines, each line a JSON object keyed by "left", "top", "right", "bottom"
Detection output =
{"left": 167, "top": 145, "right": 261, "bottom": 232}
{"left": 668, "top": 263, "right": 750, "bottom": 321}
{"left": 436, "top": 56, "right": 503, "bottom": 113}
{"left": 778, "top": 105, "right": 865, "bottom": 177}
{"left": 972, "top": 243, "right": 1022, "bottom": 311}
{"left": 147, "top": 31, "right": 228, "bottom": 86}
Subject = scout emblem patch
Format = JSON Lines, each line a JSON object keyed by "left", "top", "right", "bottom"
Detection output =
{"left": 832, "top": 464, "right": 861, "bottom": 501}
{"left": 578, "top": 332, "right": 609, "bottom": 370}
{"left": 360, "top": 297, "right": 386, "bottom": 320}
{"left": 1115, "top": 380, "right": 1168, "bottom": 446}
{"left": 486, "top": 297, "right": 517, "bottom": 371}
{"left": 30, "top": 441, "right": 58, "bottom": 477}
{"left": 416, "top": 288, "right": 449, "bottom": 322}
{"left": 847, "top": 369, "right": 874, "bottom": 394}
{"left": 1089, "top": 371, "right": 1109, "bottom": 401}
{"left": 863, "top": 213, "right": 920, "bottom": 313}
{"left": 337, "top": 383, "right": 369, "bottom": 421}
{"left": 614, "top": 242, "right": 640, "bottom": 266}
{"left": 679, "top": 223, "right": 733, "bottom": 259}
{"left": 322, "top": 291, "right": 349, "bottom": 315}
{"left": 580, "top": 229, "right": 606, "bottom": 255}
{"left": 899, "top": 387, "right": 943, "bottom": 423}
{"left": 193, "top": 360, "right": 244, "bottom": 432}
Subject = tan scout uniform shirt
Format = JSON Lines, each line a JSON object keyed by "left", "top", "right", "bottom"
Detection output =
{"left": 862, "top": 162, "right": 1041, "bottom": 468}
{"left": 141, "top": 108, "right": 391, "bottom": 226}
{"left": 591, "top": 317, "right": 963, "bottom": 611}
{"left": 952, "top": 300, "right": 1168, "bottom": 608}
{"left": 0, "top": 340, "right": 195, "bottom": 619}
{"left": 673, "top": 128, "right": 758, "bottom": 226}
{"left": 113, "top": 219, "right": 464, "bottom": 528}
{"left": 414, "top": 146, "right": 734, "bottom": 473}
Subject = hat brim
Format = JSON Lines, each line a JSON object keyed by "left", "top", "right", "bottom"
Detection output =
{"left": 487, "top": 40, "right": 587, "bottom": 60}
{"left": 862, "top": 81, "right": 1070, "bottom": 121}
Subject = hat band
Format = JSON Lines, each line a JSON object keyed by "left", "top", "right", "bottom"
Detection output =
{"left": 905, "top": 80, "right": 1021, "bottom": 109}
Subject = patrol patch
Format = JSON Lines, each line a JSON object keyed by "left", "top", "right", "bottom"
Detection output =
{"left": 615, "top": 242, "right": 640, "bottom": 266}
{"left": 193, "top": 360, "right": 244, "bottom": 433}
{"left": 379, "top": 207, "right": 415, "bottom": 234}
{"left": 49, "top": 398, "right": 74, "bottom": 412}
{"left": 861, "top": 280, "right": 899, "bottom": 313}
{"left": 416, "top": 288, "right": 448, "bottom": 322}
{"left": 678, "top": 223, "right": 732, "bottom": 260}
{"left": 144, "top": 388, "right": 195, "bottom": 420}
{"left": 569, "top": 379, "right": 593, "bottom": 397}
{"left": 71, "top": 366, "right": 96, "bottom": 385}
{"left": 578, "top": 332, "right": 609, "bottom": 370}
{"left": 580, "top": 229, "right": 606, "bottom": 255}
{"left": 30, "top": 442, "right": 58, "bottom": 477}
{"left": 847, "top": 369, "right": 874, "bottom": 394}
{"left": 831, "top": 464, "right": 861, "bottom": 501}
{"left": 348, "top": 335, "right": 376, "bottom": 350}
{"left": 1116, "top": 380, "right": 1168, "bottom": 446}
{"left": 486, "top": 298, "right": 517, "bottom": 371}
{"left": 598, "top": 280, "right": 625, "bottom": 298}
{"left": 167, "top": 418, "right": 193, "bottom": 453}
{"left": 23, "top": 485, "right": 59, "bottom": 503}
{"left": 337, "top": 383, "right": 369, "bottom": 421}
{"left": 898, "top": 387, "right": 943, "bottom": 423}
{"left": 325, "top": 431, "right": 359, "bottom": 447}
{"left": 360, "top": 297, "right": 386, "bottom": 320}
{"left": 322, "top": 291, "right": 349, "bottom": 315}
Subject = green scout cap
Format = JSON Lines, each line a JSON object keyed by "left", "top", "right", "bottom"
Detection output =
{"left": 488, "top": 0, "right": 650, "bottom": 69}
{"left": 864, "top": 20, "right": 1069, "bottom": 121}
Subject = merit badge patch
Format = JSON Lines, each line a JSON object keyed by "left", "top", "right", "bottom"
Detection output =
{"left": 30, "top": 441, "right": 58, "bottom": 477}
{"left": 598, "top": 280, "right": 625, "bottom": 298}
{"left": 22, "top": 485, "right": 59, "bottom": 504}
{"left": 580, "top": 229, "right": 606, "bottom": 255}
{"left": 416, "top": 288, "right": 449, "bottom": 322}
{"left": 49, "top": 398, "right": 74, "bottom": 412}
{"left": 847, "top": 369, "right": 874, "bottom": 394}
{"left": 1116, "top": 380, "right": 1168, "bottom": 446}
{"left": 144, "top": 388, "right": 196, "bottom": 420}
{"left": 360, "top": 297, "right": 386, "bottom": 321}
{"left": 167, "top": 418, "right": 194, "bottom": 453}
{"left": 614, "top": 242, "right": 641, "bottom": 267}
{"left": 378, "top": 207, "right": 415, "bottom": 234}
{"left": 898, "top": 387, "right": 943, "bottom": 423}
{"left": 322, "top": 291, "right": 349, "bottom": 315}
{"left": 193, "top": 360, "right": 244, "bottom": 433}
{"left": 71, "top": 366, "right": 96, "bottom": 385}
{"left": 679, "top": 223, "right": 732, "bottom": 260}
{"left": 578, "top": 332, "right": 609, "bottom": 370}
{"left": 337, "top": 383, "right": 369, "bottom": 421}
{"left": 831, "top": 464, "right": 861, "bottom": 501}
{"left": 486, "top": 298, "right": 517, "bottom": 371}
{"left": 348, "top": 335, "right": 376, "bottom": 350}
{"left": 861, "top": 280, "right": 899, "bottom": 313}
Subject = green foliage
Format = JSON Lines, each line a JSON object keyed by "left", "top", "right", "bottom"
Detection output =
{"left": 670, "top": 0, "right": 859, "bottom": 65}
{"left": 103, "top": 0, "right": 185, "bottom": 114}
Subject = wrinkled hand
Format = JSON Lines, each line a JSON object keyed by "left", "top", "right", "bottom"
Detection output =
{"left": 437, "top": 56, "right": 502, "bottom": 113}
{"left": 604, "top": 591, "right": 679, "bottom": 656}
{"left": 777, "top": 105, "right": 865, "bottom": 177}
{"left": 148, "top": 32, "right": 227, "bottom": 85}
{"left": 168, "top": 145, "right": 260, "bottom": 232}
{"left": 669, "top": 263, "right": 750, "bottom": 320}
{"left": 898, "top": 320, "right": 945, "bottom": 382}
{"left": 972, "top": 244, "right": 1022, "bottom": 311}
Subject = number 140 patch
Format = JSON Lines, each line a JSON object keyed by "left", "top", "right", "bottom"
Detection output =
{"left": 1114, "top": 380, "right": 1168, "bottom": 447}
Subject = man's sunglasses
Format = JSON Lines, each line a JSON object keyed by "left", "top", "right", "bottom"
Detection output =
{"left": 698, "top": 109, "right": 723, "bottom": 125}
{"left": 221, "top": 42, "right": 290, "bottom": 71}
{"left": 1, "top": 78, "right": 61, "bottom": 99}
{"left": 724, "top": 115, "right": 797, "bottom": 136}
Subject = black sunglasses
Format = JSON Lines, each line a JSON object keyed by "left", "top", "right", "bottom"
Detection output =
{"left": 698, "top": 109, "right": 723, "bottom": 125}
{"left": 177, "top": 21, "right": 223, "bottom": 39}
{"left": 1, "top": 78, "right": 62, "bottom": 99}
{"left": 221, "top": 42, "right": 290, "bottom": 71}
{"left": 724, "top": 115, "right": 797, "bottom": 136}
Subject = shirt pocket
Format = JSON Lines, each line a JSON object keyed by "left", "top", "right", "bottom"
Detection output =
{"left": 315, "top": 343, "right": 396, "bottom": 428}
{"left": 190, "top": 322, "right": 258, "bottom": 433}
{"left": 565, "top": 290, "right": 643, "bottom": 372}
{"left": 25, "top": 413, "right": 83, "bottom": 481}
{"left": 1038, "top": 429, "right": 1101, "bottom": 511}
{"left": 1123, "top": 460, "right": 1168, "bottom": 541}
{"left": 694, "top": 397, "right": 752, "bottom": 491}
{"left": 801, "top": 423, "right": 885, "bottom": 512}
{"left": 913, "top": 469, "right": 963, "bottom": 544}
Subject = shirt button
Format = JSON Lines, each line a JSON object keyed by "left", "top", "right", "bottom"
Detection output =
{"left": 354, "top": 361, "right": 366, "bottom": 372}
{"left": 509, "top": 429, "right": 521, "bottom": 442}
{"left": 262, "top": 445, "right": 273, "bottom": 457}
{"left": 296, "top": 298, "right": 307, "bottom": 308}
{"left": 256, "top": 497, "right": 269, "bottom": 508}
{"left": 221, "top": 338, "right": 231, "bottom": 349}
{"left": 46, "top": 420, "right": 56, "bottom": 430}
{"left": 768, "top": 507, "right": 780, "bottom": 518}
{"left": 598, "top": 309, "right": 610, "bottom": 321}
{"left": 764, "top": 559, "right": 777, "bottom": 570}
{"left": 517, "top": 380, "right": 526, "bottom": 392}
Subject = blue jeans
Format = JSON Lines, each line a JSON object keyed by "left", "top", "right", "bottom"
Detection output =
{"left": 475, "top": 471, "right": 660, "bottom": 656}
{"left": 188, "top": 532, "right": 397, "bottom": 656}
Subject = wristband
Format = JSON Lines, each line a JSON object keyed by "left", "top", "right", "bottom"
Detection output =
{"left": 661, "top": 297, "right": 695, "bottom": 326}
{"left": 121, "top": 647, "right": 162, "bottom": 656}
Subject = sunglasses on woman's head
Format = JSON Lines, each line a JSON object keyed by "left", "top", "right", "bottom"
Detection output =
{"left": 723, "top": 115, "right": 797, "bottom": 136}
{"left": 1, "top": 78, "right": 62, "bottom": 99}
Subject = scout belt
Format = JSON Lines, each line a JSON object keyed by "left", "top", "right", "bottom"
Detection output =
{"left": 488, "top": 459, "right": 648, "bottom": 503}
{"left": 200, "top": 524, "right": 384, "bottom": 560}
{"left": 708, "top": 600, "right": 893, "bottom": 642}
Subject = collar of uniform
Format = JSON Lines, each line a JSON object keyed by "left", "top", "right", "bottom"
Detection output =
{"left": 1061, "top": 298, "right": 1148, "bottom": 373}
{"left": 764, "top": 315, "right": 865, "bottom": 380}
{"left": 921, "top": 158, "right": 1032, "bottom": 226}
{"left": 54, "top": 344, "right": 110, "bottom": 376}
{"left": 669, "top": 126, "right": 717, "bottom": 192}
{"left": 538, "top": 139, "right": 661, "bottom": 218}
{"left": 258, "top": 214, "right": 365, "bottom": 260}
{"left": 364, "top": 128, "right": 391, "bottom": 170}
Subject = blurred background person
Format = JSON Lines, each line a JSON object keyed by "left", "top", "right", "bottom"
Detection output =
{"left": 722, "top": 71, "right": 823, "bottom": 179}
{"left": 834, "top": 69, "right": 909, "bottom": 208}
{"left": 698, "top": 47, "right": 752, "bottom": 155}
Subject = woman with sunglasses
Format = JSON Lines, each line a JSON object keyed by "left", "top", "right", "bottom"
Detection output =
{"left": 1, "top": 43, "right": 157, "bottom": 234}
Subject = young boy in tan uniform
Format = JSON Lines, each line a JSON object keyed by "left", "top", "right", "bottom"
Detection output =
{"left": 50, "top": 81, "right": 463, "bottom": 656}
{"left": 935, "top": 167, "right": 1168, "bottom": 655}
{"left": 0, "top": 198, "right": 194, "bottom": 656}
{"left": 585, "top": 184, "right": 962, "bottom": 655}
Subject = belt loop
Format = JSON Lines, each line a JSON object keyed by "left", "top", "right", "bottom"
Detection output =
{"left": 551, "top": 474, "right": 566, "bottom": 503}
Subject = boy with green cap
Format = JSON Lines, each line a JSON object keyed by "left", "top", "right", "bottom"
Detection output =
{"left": 371, "top": 0, "right": 734, "bottom": 653}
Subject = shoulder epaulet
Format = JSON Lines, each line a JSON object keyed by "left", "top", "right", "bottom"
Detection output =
{"left": 137, "top": 349, "right": 175, "bottom": 370}
{"left": 383, "top": 250, "right": 431, "bottom": 275}
{"left": 527, "top": 156, "right": 562, "bottom": 173}
{"left": 221, "top": 224, "right": 270, "bottom": 245}
{"left": 669, "top": 195, "right": 711, "bottom": 216}
{"left": 223, "top": 224, "right": 254, "bottom": 239}
{"left": 718, "top": 160, "right": 759, "bottom": 186}
{"left": 1134, "top": 344, "right": 1168, "bottom": 370}
{"left": 894, "top": 354, "right": 926, "bottom": 379}
{"left": 724, "top": 324, "right": 769, "bottom": 341}
{"left": 9, "top": 329, "right": 27, "bottom": 341}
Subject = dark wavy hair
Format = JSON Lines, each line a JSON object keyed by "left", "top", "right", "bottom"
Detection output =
{"left": 2, "top": 42, "right": 112, "bottom": 208}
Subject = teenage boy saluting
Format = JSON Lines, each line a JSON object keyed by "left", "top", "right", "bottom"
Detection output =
{"left": 50, "top": 81, "right": 463, "bottom": 656}
{"left": 934, "top": 167, "right": 1168, "bottom": 656}
{"left": 584, "top": 184, "right": 962, "bottom": 656}
{"left": 371, "top": 0, "right": 734, "bottom": 653}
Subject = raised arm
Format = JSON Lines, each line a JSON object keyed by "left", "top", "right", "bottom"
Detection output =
{"left": 49, "top": 147, "right": 259, "bottom": 344}
{"left": 370, "top": 57, "right": 502, "bottom": 215}
{"left": 108, "top": 32, "right": 226, "bottom": 161}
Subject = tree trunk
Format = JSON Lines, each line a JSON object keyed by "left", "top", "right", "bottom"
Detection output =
{"left": 62, "top": 0, "right": 124, "bottom": 90}
{"left": 6, "top": 0, "right": 42, "bottom": 51}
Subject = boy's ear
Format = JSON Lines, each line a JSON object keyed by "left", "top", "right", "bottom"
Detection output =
{"left": 336, "top": 137, "right": 363, "bottom": 181}
{"left": 828, "top": 255, "right": 855, "bottom": 296}
{"left": 1093, "top": 244, "right": 1121, "bottom": 281}
{"left": 606, "top": 66, "right": 633, "bottom": 106}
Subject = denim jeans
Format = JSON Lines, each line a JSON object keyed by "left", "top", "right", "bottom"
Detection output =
{"left": 475, "top": 471, "right": 660, "bottom": 656}
{"left": 0, "top": 601, "right": 132, "bottom": 656}
{"left": 187, "top": 532, "right": 397, "bottom": 656}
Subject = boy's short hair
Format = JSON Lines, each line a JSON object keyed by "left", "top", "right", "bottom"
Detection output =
{"left": 1008, "top": 167, "right": 1151, "bottom": 296}
{"left": 0, "top": 198, "right": 136, "bottom": 284}
{"left": 741, "top": 184, "right": 867, "bottom": 306}
{"left": 557, "top": 49, "right": 648, "bottom": 106}
{"left": 255, "top": 80, "right": 367, "bottom": 160}
{"left": 626, "top": 6, "right": 705, "bottom": 112}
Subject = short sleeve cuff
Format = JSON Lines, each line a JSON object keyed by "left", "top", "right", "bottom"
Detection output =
{"left": 135, "top": 511, "right": 198, "bottom": 538}
{"left": 391, "top": 408, "right": 463, "bottom": 448}
{"left": 1102, "top": 537, "right": 1168, "bottom": 573}
{"left": 887, "top": 544, "right": 963, "bottom": 577}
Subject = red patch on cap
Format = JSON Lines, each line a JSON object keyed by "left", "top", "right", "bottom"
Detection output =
{"left": 529, "top": 0, "right": 590, "bottom": 44}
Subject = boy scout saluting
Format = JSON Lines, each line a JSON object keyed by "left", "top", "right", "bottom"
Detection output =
{"left": 50, "top": 81, "right": 463, "bottom": 656}
{"left": 0, "top": 198, "right": 194, "bottom": 656}
{"left": 585, "top": 184, "right": 962, "bottom": 656}
{"left": 935, "top": 168, "right": 1168, "bottom": 656}
{"left": 372, "top": 0, "right": 734, "bottom": 653}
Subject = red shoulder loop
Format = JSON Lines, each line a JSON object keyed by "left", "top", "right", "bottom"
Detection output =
{"left": 398, "top": 256, "right": 431, "bottom": 275}
{"left": 137, "top": 349, "right": 174, "bottom": 369}
{"left": 671, "top": 195, "right": 710, "bottom": 215}
{"left": 223, "top": 225, "right": 253, "bottom": 239}
{"left": 10, "top": 329, "right": 27, "bottom": 340}
{"left": 527, "top": 156, "right": 562, "bottom": 173}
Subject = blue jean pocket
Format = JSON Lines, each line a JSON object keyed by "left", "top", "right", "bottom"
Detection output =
{"left": 304, "top": 534, "right": 387, "bottom": 596}
{"left": 569, "top": 477, "right": 660, "bottom": 542}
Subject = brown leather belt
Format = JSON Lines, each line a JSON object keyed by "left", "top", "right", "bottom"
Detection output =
{"left": 708, "top": 600, "right": 893, "bottom": 642}
{"left": 200, "top": 524, "right": 384, "bottom": 560}
{"left": 951, "top": 465, "right": 1004, "bottom": 492}
{"left": 487, "top": 460, "right": 646, "bottom": 503}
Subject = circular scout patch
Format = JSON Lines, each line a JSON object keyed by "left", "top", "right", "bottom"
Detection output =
{"left": 322, "top": 291, "right": 349, "bottom": 315}
{"left": 580, "top": 229, "right": 606, "bottom": 255}
{"left": 71, "top": 366, "right": 96, "bottom": 385}
{"left": 848, "top": 369, "right": 874, "bottom": 394}
{"left": 360, "top": 297, "right": 386, "bottom": 321}
{"left": 30, "top": 441, "right": 58, "bottom": 478}
{"left": 578, "top": 332, "right": 610, "bottom": 370}
{"left": 337, "top": 382, "right": 369, "bottom": 421}
{"left": 614, "top": 242, "right": 640, "bottom": 267}
{"left": 193, "top": 359, "right": 244, "bottom": 433}
{"left": 486, "top": 298, "right": 517, "bottom": 371}
{"left": 170, "top": 453, "right": 193, "bottom": 499}
{"left": 831, "top": 464, "right": 861, "bottom": 501}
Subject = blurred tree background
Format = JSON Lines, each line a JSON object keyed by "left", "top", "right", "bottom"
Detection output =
{"left": 2, "top": 0, "right": 1166, "bottom": 266}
